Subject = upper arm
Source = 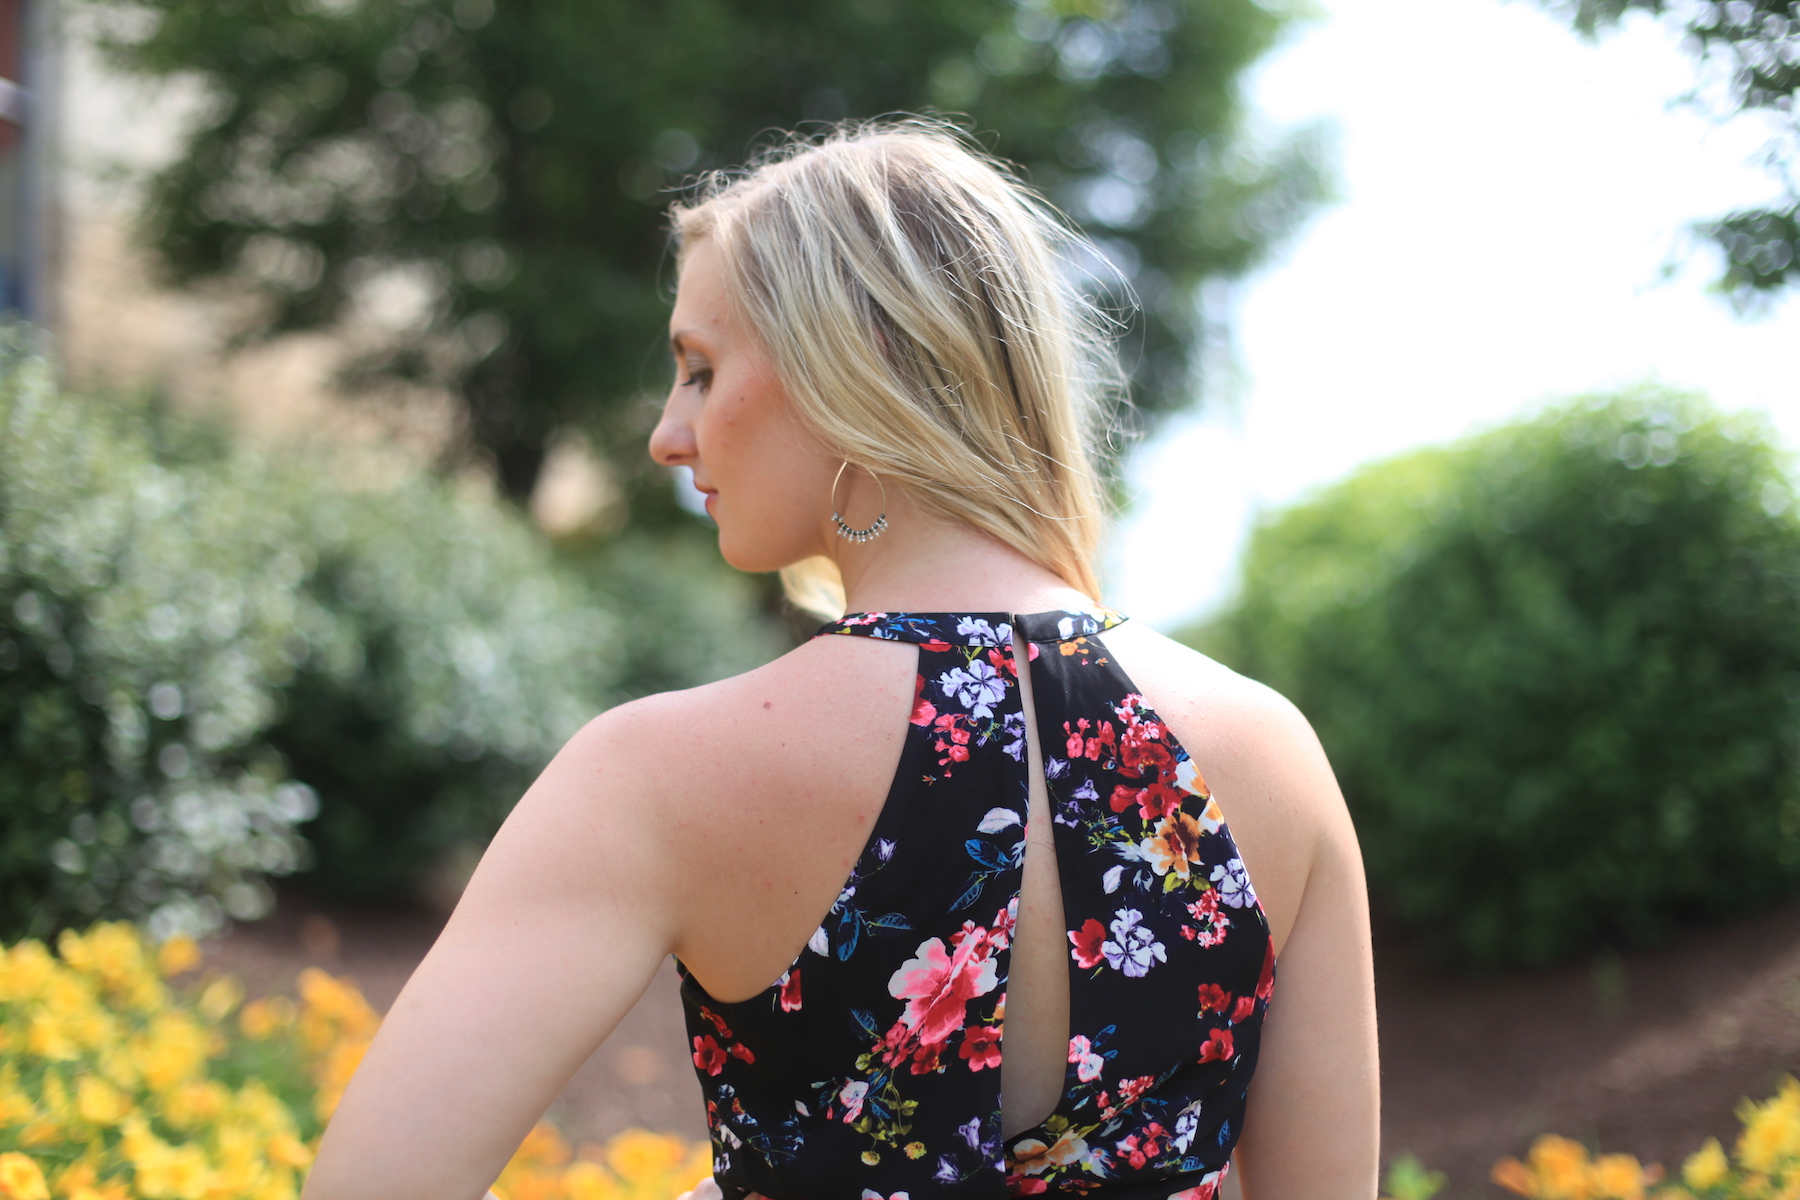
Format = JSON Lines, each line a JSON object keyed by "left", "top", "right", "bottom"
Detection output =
{"left": 302, "top": 700, "right": 685, "bottom": 1200}
{"left": 1213, "top": 687, "right": 1379, "bottom": 1199}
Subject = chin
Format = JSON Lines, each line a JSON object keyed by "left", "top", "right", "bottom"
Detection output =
{"left": 716, "top": 528, "right": 805, "bottom": 575}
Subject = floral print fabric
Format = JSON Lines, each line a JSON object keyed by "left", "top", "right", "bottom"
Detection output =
{"left": 675, "top": 610, "right": 1274, "bottom": 1200}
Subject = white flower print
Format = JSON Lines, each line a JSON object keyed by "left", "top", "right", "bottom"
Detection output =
{"left": 1210, "top": 858, "right": 1254, "bottom": 908}
{"left": 1002, "top": 710, "right": 1027, "bottom": 761}
{"left": 1171, "top": 1100, "right": 1201, "bottom": 1154}
{"left": 1101, "top": 907, "right": 1167, "bottom": 978}
{"left": 954, "top": 616, "right": 1011, "bottom": 645}
{"left": 938, "top": 657, "right": 1009, "bottom": 719}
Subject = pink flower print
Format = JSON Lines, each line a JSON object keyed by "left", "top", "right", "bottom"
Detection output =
{"left": 887, "top": 928, "right": 1000, "bottom": 1049}
{"left": 862, "top": 1192, "right": 911, "bottom": 1200}
{"left": 836, "top": 1080, "right": 869, "bottom": 1123}
{"left": 1068, "top": 1034, "right": 1104, "bottom": 1083}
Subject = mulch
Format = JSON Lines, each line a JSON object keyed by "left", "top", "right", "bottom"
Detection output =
{"left": 200, "top": 886, "right": 1800, "bottom": 1198}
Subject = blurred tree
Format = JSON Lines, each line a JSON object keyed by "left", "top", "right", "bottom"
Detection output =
{"left": 1190, "top": 388, "right": 1800, "bottom": 968}
{"left": 1536, "top": 0, "right": 1799, "bottom": 304}
{"left": 84, "top": 0, "right": 1329, "bottom": 506}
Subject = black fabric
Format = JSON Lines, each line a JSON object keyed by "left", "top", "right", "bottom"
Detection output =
{"left": 676, "top": 610, "right": 1274, "bottom": 1200}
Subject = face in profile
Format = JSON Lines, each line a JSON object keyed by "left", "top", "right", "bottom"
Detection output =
{"left": 650, "top": 237, "right": 840, "bottom": 573}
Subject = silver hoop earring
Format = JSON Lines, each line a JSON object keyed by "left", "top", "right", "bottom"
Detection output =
{"left": 831, "top": 461, "right": 889, "bottom": 544}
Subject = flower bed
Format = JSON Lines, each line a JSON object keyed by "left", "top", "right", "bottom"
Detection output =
{"left": 1380, "top": 1080, "right": 1800, "bottom": 1200}
{"left": 0, "top": 922, "right": 709, "bottom": 1199}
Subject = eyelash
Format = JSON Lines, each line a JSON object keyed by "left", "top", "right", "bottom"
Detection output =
{"left": 681, "top": 368, "right": 713, "bottom": 391}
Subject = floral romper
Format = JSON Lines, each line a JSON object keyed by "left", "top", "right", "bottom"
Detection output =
{"left": 676, "top": 609, "right": 1275, "bottom": 1200}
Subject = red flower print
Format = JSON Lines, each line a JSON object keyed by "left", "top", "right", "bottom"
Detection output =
{"left": 987, "top": 646, "right": 1017, "bottom": 678}
{"left": 1198, "top": 1028, "right": 1234, "bottom": 1064}
{"left": 1255, "top": 940, "right": 1276, "bottom": 1002}
{"left": 960, "top": 1024, "right": 1002, "bottom": 1072}
{"left": 698, "top": 1006, "right": 731, "bottom": 1037}
{"left": 909, "top": 674, "right": 937, "bottom": 727}
{"left": 1064, "top": 718, "right": 1091, "bottom": 759}
{"left": 888, "top": 929, "right": 1000, "bottom": 1049}
{"left": 1108, "top": 784, "right": 1140, "bottom": 815}
{"left": 910, "top": 1041, "right": 944, "bottom": 1075}
{"left": 1231, "top": 995, "right": 1255, "bottom": 1024}
{"left": 1196, "top": 984, "right": 1229, "bottom": 1016}
{"left": 1068, "top": 918, "right": 1107, "bottom": 970}
{"left": 693, "top": 1034, "right": 727, "bottom": 1076}
{"left": 1169, "top": 1172, "right": 1224, "bottom": 1200}
{"left": 1007, "top": 1178, "right": 1049, "bottom": 1197}
{"left": 778, "top": 969, "right": 802, "bottom": 1013}
{"left": 727, "top": 1042, "right": 755, "bottom": 1064}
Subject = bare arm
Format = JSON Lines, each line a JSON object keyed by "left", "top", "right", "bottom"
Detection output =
{"left": 1230, "top": 704, "right": 1380, "bottom": 1199}
{"left": 302, "top": 704, "right": 681, "bottom": 1200}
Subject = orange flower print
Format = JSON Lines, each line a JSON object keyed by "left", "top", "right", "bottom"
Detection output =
{"left": 1141, "top": 812, "right": 1204, "bottom": 880}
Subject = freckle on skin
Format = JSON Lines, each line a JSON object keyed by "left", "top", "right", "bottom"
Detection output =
{"left": 763, "top": 700, "right": 773, "bottom": 710}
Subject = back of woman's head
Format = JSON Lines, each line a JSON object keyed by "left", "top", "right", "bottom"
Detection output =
{"left": 669, "top": 118, "right": 1125, "bottom": 616}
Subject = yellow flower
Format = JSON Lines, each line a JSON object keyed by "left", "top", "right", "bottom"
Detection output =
{"left": 74, "top": 1077, "right": 130, "bottom": 1127}
{"left": 237, "top": 997, "right": 294, "bottom": 1041}
{"left": 0, "top": 941, "right": 59, "bottom": 1003}
{"left": 1591, "top": 1153, "right": 1644, "bottom": 1199}
{"left": 1683, "top": 1138, "right": 1729, "bottom": 1190}
{"left": 156, "top": 937, "right": 201, "bottom": 980}
{"left": 604, "top": 1130, "right": 682, "bottom": 1181}
{"left": 233, "top": 1081, "right": 296, "bottom": 1137}
{"left": 562, "top": 1161, "right": 623, "bottom": 1200}
{"left": 310, "top": 1038, "right": 370, "bottom": 1121}
{"left": 130, "top": 1012, "right": 212, "bottom": 1092}
{"left": 197, "top": 977, "right": 243, "bottom": 1023}
{"left": 296, "top": 970, "right": 379, "bottom": 1055}
{"left": 160, "top": 1081, "right": 230, "bottom": 1130}
{"left": 265, "top": 1135, "right": 311, "bottom": 1171}
{"left": 0, "top": 1065, "right": 38, "bottom": 1123}
{"left": 26, "top": 1011, "right": 80, "bottom": 1062}
{"left": 0, "top": 1152, "right": 48, "bottom": 1200}
{"left": 1739, "top": 1077, "right": 1800, "bottom": 1175}
{"left": 132, "top": 1141, "right": 212, "bottom": 1200}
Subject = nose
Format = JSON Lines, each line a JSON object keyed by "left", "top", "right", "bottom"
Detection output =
{"left": 648, "top": 384, "right": 698, "bottom": 467}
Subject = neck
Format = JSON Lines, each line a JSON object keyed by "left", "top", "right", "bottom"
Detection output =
{"left": 829, "top": 494, "right": 1097, "bottom": 617}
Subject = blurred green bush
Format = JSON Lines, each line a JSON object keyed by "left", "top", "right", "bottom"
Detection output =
{"left": 0, "top": 330, "right": 783, "bottom": 939}
{"left": 1190, "top": 388, "right": 1800, "bottom": 967}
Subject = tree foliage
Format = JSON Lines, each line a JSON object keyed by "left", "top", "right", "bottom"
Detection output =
{"left": 1191, "top": 389, "right": 1800, "bottom": 968}
{"left": 85, "top": 0, "right": 1330, "bottom": 503}
{"left": 1537, "top": 0, "right": 1800, "bottom": 302}
{"left": 0, "top": 329, "right": 781, "bottom": 939}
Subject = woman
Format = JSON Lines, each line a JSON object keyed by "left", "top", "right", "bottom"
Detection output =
{"left": 301, "top": 120, "right": 1378, "bottom": 1200}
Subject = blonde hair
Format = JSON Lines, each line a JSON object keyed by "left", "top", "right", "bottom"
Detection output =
{"left": 669, "top": 118, "right": 1126, "bottom": 618}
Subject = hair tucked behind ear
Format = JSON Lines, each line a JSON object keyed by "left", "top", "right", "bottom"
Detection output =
{"left": 670, "top": 117, "right": 1126, "bottom": 618}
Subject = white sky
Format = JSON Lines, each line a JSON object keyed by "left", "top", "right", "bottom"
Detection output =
{"left": 1107, "top": 0, "right": 1800, "bottom": 630}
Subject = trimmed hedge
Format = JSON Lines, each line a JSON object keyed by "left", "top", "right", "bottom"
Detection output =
{"left": 0, "top": 330, "right": 783, "bottom": 938}
{"left": 1191, "top": 388, "right": 1800, "bottom": 967}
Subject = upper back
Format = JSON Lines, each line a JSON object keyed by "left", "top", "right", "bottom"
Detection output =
{"left": 637, "top": 609, "right": 1313, "bottom": 1200}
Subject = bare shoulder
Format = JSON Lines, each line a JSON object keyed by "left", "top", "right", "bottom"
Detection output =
{"left": 1101, "top": 621, "right": 1355, "bottom": 954}
{"left": 494, "top": 630, "right": 918, "bottom": 995}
